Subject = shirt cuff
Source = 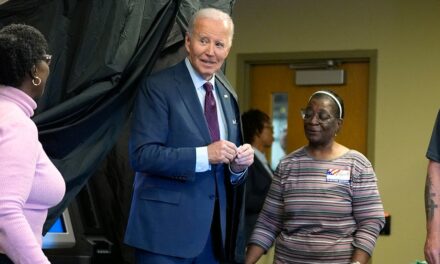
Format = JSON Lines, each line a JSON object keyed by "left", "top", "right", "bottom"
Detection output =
{"left": 196, "top": 146, "right": 210, "bottom": 172}
{"left": 229, "top": 166, "right": 247, "bottom": 184}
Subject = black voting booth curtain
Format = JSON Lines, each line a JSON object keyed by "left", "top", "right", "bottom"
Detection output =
{"left": 0, "top": 0, "right": 235, "bottom": 262}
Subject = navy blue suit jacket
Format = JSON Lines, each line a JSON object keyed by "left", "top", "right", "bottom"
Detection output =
{"left": 124, "top": 60, "right": 246, "bottom": 261}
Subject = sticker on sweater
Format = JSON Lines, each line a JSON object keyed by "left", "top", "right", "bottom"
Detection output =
{"left": 326, "top": 169, "right": 350, "bottom": 183}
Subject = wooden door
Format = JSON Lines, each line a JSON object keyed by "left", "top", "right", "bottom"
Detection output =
{"left": 249, "top": 61, "right": 369, "bottom": 166}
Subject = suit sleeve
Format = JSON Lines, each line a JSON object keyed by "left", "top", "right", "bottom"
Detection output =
{"left": 129, "top": 76, "right": 197, "bottom": 181}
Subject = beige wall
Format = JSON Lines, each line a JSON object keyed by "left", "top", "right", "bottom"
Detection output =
{"left": 227, "top": 0, "right": 440, "bottom": 262}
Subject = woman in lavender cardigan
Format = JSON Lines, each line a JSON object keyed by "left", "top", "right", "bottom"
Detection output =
{"left": 0, "top": 24, "right": 65, "bottom": 264}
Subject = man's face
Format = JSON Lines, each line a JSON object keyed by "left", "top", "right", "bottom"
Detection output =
{"left": 185, "top": 17, "right": 232, "bottom": 80}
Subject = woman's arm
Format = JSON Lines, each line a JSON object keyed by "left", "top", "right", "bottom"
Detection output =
{"left": 351, "top": 154, "right": 385, "bottom": 257}
{"left": 245, "top": 163, "right": 285, "bottom": 262}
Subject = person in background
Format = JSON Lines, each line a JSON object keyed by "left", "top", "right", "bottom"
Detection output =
{"left": 0, "top": 24, "right": 65, "bottom": 264}
{"left": 241, "top": 109, "right": 274, "bottom": 244}
{"left": 124, "top": 8, "right": 254, "bottom": 264}
{"left": 245, "top": 90, "right": 385, "bottom": 264}
{"left": 241, "top": 109, "right": 274, "bottom": 264}
{"left": 424, "top": 109, "right": 440, "bottom": 264}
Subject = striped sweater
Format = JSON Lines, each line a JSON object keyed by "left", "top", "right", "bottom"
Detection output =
{"left": 249, "top": 147, "right": 385, "bottom": 264}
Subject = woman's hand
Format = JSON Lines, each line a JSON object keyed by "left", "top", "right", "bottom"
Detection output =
{"left": 245, "top": 244, "right": 265, "bottom": 264}
{"left": 351, "top": 248, "right": 370, "bottom": 264}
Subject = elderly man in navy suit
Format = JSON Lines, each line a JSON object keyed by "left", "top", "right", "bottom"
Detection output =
{"left": 124, "top": 7, "right": 254, "bottom": 264}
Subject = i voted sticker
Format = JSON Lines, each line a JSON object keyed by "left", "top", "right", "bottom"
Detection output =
{"left": 326, "top": 169, "right": 350, "bottom": 183}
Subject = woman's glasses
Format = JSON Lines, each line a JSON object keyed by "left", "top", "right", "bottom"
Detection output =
{"left": 41, "top": 54, "right": 52, "bottom": 65}
{"left": 300, "top": 108, "right": 337, "bottom": 124}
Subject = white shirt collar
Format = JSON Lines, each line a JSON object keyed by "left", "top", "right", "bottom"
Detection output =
{"left": 253, "top": 147, "right": 273, "bottom": 176}
{"left": 253, "top": 148, "right": 268, "bottom": 164}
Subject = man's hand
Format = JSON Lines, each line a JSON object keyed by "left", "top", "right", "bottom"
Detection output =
{"left": 425, "top": 233, "right": 440, "bottom": 264}
{"left": 207, "top": 140, "right": 238, "bottom": 164}
{"left": 230, "top": 143, "right": 254, "bottom": 173}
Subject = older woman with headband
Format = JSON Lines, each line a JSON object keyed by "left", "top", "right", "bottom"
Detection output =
{"left": 245, "top": 90, "right": 385, "bottom": 264}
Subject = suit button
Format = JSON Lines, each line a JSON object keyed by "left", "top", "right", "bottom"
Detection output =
{"left": 209, "top": 195, "right": 215, "bottom": 200}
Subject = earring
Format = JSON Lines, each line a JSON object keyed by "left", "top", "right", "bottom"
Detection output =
{"left": 32, "top": 76, "right": 41, "bottom": 86}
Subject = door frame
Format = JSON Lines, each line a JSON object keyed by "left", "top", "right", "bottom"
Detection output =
{"left": 236, "top": 50, "right": 377, "bottom": 163}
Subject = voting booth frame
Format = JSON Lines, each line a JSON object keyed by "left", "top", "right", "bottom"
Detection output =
{"left": 43, "top": 183, "right": 115, "bottom": 264}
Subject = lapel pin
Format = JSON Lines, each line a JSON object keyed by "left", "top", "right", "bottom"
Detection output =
{"left": 224, "top": 94, "right": 229, "bottom": 99}
{"left": 232, "top": 119, "right": 237, "bottom": 124}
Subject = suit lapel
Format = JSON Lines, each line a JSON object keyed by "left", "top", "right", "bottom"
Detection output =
{"left": 216, "top": 71, "right": 243, "bottom": 144}
{"left": 172, "top": 61, "right": 240, "bottom": 144}
{"left": 215, "top": 80, "right": 237, "bottom": 141}
{"left": 173, "top": 62, "right": 212, "bottom": 143}
{"left": 216, "top": 70, "right": 238, "bottom": 101}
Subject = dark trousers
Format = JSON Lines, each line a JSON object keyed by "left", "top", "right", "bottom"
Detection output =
{"left": 0, "top": 254, "right": 13, "bottom": 264}
{"left": 135, "top": 201, "right": 223, "bottom": 264}
{"left": 135, "top": 230, "right": 219, "bottom": 264}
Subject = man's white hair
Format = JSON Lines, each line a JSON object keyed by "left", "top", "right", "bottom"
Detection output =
{"left": 187, "top": 8, "right": 234, "bottom": 46}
